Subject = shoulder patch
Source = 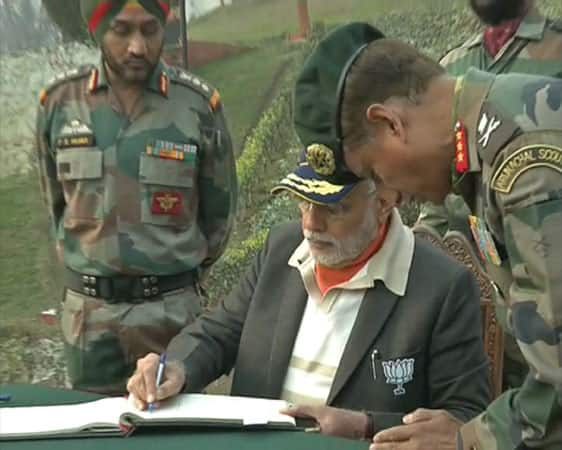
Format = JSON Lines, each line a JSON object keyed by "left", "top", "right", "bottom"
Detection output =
{"left": 40, "top": 65, "right": 94, "bottom": 106}
{"left": 476, "top": 101, "right": 519, "bottom": 166}
{"left": 169, "top": 68, "right": 221, "bottom": 111}
{"left": 491, "top": 144, "right": 562, "bottom": 193}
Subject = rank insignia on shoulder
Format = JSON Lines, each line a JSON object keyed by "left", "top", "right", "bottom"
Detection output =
{"left": 145, "top": 140, "right": 198, "bottom": 162}
{"left": 39, "top": 89, "right": 48, "bottom": 106}
{"left": 468, "top": 215, "right": 501, "bottom": 266}
{"left": 159, "top": 72, "right": 169, "bottom": 97}
{"left": 454, "top": 120, "right": 469, "bottom": 173}
{"left": 491, "top": 144, "right": 562, "bottom": 194}
{"left": 40, "top": 65, "right": 95, "bottom": 106}
{"left": 151, "top": 191, "right": 182, "bottom": 215}
{"left": 210, "top": 89, "right": 221, "bottom": 111}
{"left": 476, "top": 102, "right": 519, "bottom": 164}
{"left": 88, "top": 68, "right": 99, "bottom": 92}
{"left": 173, "top": 69, "right": 216, "bottom": 109}
{"left": 477, "top": 112, "right": 501, "bottom": 148}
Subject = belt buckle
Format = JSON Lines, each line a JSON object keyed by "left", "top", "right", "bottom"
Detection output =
{"left": 141, "top": 275, "right": 160, "bottom": 299}
{"left": 111, "top": 276, "right": 136, "bottom": 303}
{"left": 81, "top": 275, "right": 98, "bottom": 297}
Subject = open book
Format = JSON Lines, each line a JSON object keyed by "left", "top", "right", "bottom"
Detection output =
{"left": 0, "top": 393, "right": 302, "bottom": 440}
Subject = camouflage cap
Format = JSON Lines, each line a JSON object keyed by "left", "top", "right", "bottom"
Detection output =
{"left": 80, "top": 0, "right": 170, "bottom": 43}
{"left": 293, "top": 22, "right": 384, "bottom": 184}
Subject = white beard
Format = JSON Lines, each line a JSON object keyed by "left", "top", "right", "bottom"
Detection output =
{"left": 304, "top": 209, "right": 379, "bottom": 268}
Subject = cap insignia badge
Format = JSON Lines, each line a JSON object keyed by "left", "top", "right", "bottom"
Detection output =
{"left": 306, "top": 143, "right": 336, "bottom": 176}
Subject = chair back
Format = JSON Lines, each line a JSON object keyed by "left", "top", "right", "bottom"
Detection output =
{"left": 413, "top": 224, "right": 504, "bottom": 399}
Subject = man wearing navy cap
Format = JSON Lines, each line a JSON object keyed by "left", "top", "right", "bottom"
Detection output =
{"left": 127, "top": 158, "right": 489, "bottom": 440}
{"left": 292, "top": 20, "right": 561, "bottom": 450}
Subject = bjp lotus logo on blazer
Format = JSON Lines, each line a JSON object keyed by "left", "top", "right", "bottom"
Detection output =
{"left": 381, "top": 358, "right": 415, "bottom": 396}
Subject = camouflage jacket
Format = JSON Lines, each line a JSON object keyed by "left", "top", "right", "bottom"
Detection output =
{"left": 36, "top": 61, "right": 237, "bottom": 277}
{"left": 453, "top": 68, "right": 562, "bottom": 449}
{"left": 442, "top": 8, "right": 562, "bottom": 77}
{"left": 418, "top": 8, "right": 562, "bottom": 236}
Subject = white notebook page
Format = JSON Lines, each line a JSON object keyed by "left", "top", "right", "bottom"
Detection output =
{"left": 0, "top": 397, "right": 128, "bottom": 436}
{"left": 128, "top": 394, "right": 295, "bottom": 426}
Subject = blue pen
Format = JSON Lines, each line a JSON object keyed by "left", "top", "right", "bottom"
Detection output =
{"left": 148, "top": 353, "right": 166, "bottom": 413}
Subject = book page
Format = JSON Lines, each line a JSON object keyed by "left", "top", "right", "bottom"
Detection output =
{"left": 124, "top": 394, "right": 295, "bottom": 427}
{"left": 0, "top": 397, "right": 128, "bottom": 439}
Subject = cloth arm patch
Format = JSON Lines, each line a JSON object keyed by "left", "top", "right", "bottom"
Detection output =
{"left": 491, "top": 145, "right": 562, "bottom": 194}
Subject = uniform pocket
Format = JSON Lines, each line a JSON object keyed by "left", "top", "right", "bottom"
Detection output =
{"left": 61, "top": 289, "right": 86, "bottom": 348}
{"left": 56, "top": 148, "right": 104, "bottom": 220}
{"left": 139, "top": 152, "right": 197, "bottom": 227}
{"left": 61, "top": 289, "right": 86, "bottom": 386}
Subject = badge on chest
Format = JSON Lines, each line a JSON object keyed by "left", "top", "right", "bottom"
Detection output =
{"left": 146, "top": 139, "right": 198, "bottom": 163}
{"left": 151, "top": 191, "right": 182, "bottom": 216}
{"left": 56, "top": 119, "right": 96, "bottom": 148}
{"left": 468, "top": 215, "right": 502, "bottom": 266}
{"left": 371, "top": 349, "right": 416, "bottom": 396}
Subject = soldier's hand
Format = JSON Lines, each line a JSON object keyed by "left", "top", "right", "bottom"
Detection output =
{"left": 370, "top": 408, "right": 461, "bottom": 450}
{"left": 281, "top": 404, "right": 369, "bottom": 440}
{"left": 126, "top": 353, "right": 186, "bottom": 410}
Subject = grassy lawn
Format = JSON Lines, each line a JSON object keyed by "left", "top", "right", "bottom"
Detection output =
{"left": 193, "top": 40, "right": 295, "bottom": 154}
{"left": 0, "top": 174, "right": 61, "bottom": 335}
{"left": 189, "top": 0, "right": 463, "bottom": 44}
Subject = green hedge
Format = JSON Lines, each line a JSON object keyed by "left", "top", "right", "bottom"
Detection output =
{"left": 204, "top": 47, "right": 307, "bottom": 305}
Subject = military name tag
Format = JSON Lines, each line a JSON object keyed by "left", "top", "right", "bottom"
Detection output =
{"left": 56, "top": 134, "right": 95, "bottom": 149}
{"left": 491, "top": 144, "right": 562, "bottom": 194}
{"left": 56, "top": 119, "right": 95, "bottom": 149}
{"left": 146, "top": 140, "right": 198, "bottom": 163}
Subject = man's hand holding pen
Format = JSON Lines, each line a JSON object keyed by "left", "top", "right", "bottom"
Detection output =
{"left": 127, "top": 353, "right": 186, "bottom": 410}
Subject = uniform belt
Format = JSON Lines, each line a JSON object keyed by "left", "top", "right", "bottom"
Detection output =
{"left": 64, "top": 267, "right": 196, "bottom": 303}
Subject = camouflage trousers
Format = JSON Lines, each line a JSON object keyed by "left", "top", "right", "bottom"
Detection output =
{"left": 61, "top": 286, "right": 202, "bottom": 394}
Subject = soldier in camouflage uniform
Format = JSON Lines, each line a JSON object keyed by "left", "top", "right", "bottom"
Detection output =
{"left": 418, "top": 0, "right": 562, "bottom": 237}
{"left": 292, "top": 22, "right": 561, "bottom": 450}
{"left": 36, "top": 0, "right": 237, "bottom": 394}
{"left": 417, "top": 0, "right": 562, "bottom": 393}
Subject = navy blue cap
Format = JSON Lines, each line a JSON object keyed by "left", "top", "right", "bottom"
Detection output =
{"left": 272, "top": 153, "right": 358, "bottom": 204}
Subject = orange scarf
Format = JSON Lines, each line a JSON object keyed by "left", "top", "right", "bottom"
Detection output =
{"left": 315, "top": 220, "right": 390, "bottom": 298}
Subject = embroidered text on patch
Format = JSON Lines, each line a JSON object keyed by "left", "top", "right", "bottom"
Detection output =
{"left": 491, "top": 145, "right": 562, "bottom": 194}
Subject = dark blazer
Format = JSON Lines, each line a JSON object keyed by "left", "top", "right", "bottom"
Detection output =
{"left": 167, "top": 222, "right": 490, "bottom": 432}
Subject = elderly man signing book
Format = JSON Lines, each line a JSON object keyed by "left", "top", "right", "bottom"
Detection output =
{"left": 127, "top": 153, "right": 490, "bottom": 441}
